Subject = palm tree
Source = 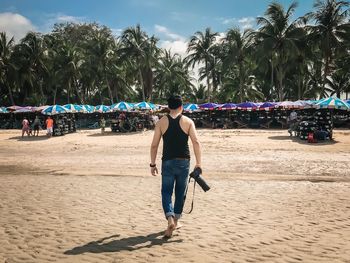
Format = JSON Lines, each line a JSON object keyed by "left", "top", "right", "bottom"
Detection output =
{"left": 187, "top": 28, "right": 218, "bottom": 102}
{"left": 120, "top": 24, "right": 159, "bottom": 101}
{"left": 254, "top": 1, "right": 305, "bottom": 101}
{"left": 154, "top": 49, "right": 193, "bottom": 100}
{"left": 306, "top": 0, "right": 350, "bottom": 95}
{"left": 0, "top": 32, "right": 15, "bottom": 105}
{"left": 221, "top": 28, "right": 254, "bottom": 102}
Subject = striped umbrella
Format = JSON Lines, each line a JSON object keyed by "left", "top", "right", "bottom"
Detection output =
{"left": 134, "top": 101, "right": 156, "bottom": 110}
{"left": 315, "top": 97, "right": 350, "bottom": 110}
{"left": 259, "top": 102, "right": 277, "bottom": 111}
{"left": 237, "top": 102, "right": 258, "bottom": 110}
{"left": 111, "top": 101, "right": 133, "bottom": 112}
{"left": 42, "top": 105, "right": 68, "bottom": 115}
{"left": 183, "top": 103, "right": 200, "bottom": 112}
{"left": 0, "top": 107, "right": 9, "bottom": 113}
{"left": 94, "top": 105, "right": 111, "bottom": 113}
{"left": 276, "top": 101, "right": 295, "bottom": 109}
{"left": 218, "top": 103, "right": 237, "bottom": 110}
{"left": 199, "top": 103, "right": 219, "bottom": 110}
{"left": 63, "top": 104, "right": 84, "bottom": 113}
{"left": 81, "top": 105, "right": 94, "bottom": 113}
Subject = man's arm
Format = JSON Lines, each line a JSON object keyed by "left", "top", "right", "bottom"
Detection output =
{"left": 150, "top": 121, "right": 162, "bottom": 175}
{"left": 188, "top": 120, "right": 202, "bottom": 168}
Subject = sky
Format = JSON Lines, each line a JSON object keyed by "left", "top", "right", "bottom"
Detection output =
{"left": 0, "top": 0, "right": 316, "bottom": 55}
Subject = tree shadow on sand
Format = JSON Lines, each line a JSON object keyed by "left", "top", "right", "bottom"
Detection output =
{"left": 268, "top": 135, "right": 338, "bottom": 145}
{"left": 64, "top": 231, "right": 182, "bottom": 255}
{"left": 8, "top": 135, "right": 50, "bottom": 141}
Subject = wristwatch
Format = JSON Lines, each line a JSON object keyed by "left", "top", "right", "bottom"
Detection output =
{"left": 149, "top": 163, "right": 156, "bottom": 168}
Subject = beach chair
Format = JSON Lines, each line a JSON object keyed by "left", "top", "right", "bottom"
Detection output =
{"left": 233, "top": 119, "right": 248, "bottom": 128}
{"left": 276, "top": 118, "right": 287, "bottom": 128}
{"left": 259, "top": 119, "right": 273, "bottom": 129}
{"left": 88, "top": 122, "right": 99, "bottom": 129}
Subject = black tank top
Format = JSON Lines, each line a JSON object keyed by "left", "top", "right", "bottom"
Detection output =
{"left": 162, "top": 114, "right": 190, "bottom": 161}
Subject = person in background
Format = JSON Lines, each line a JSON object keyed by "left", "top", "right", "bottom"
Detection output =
{"left": 33, "top": 116, "right": 41, "bottom": 136}
{"left": 46, "top": 116, "right": 54, "bottom": 137}
{"left": 100, "top": 117, "right": 106, "bottom": 134}
{"left": 22, "top": 117, "right": 30, "bottom": 137}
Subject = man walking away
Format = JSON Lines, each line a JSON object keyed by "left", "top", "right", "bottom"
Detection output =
{"left": 150, "top": 95, "right": 202, "bottom": 238}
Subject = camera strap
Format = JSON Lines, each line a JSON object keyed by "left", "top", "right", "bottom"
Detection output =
{"left": 183, "top": 177, "right": 197, "bottom": 214}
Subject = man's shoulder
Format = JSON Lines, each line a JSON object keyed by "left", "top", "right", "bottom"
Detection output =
{"left": 181, "top": 115, "right": 193, "bottom": 124}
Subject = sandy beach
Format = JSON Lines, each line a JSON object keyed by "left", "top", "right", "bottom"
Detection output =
{"left": 1, "top": 128, "right": 350, "bottom": 263}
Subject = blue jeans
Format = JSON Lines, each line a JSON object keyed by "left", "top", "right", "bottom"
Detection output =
{"left": 161, "top": 159, "right": 190, "bottom": 219}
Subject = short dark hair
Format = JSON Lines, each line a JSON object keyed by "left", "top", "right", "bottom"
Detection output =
{"left": 167, "top": 95, "right": 182, "bottom": 110}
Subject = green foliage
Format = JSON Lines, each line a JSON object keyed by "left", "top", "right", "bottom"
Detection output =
{"left": 0, "top": 0, "right": 349, "bottom": 106}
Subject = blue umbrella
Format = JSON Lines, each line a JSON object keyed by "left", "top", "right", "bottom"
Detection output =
{"left": 237, "top": 102, "right": 258, "bottom": 110}
{"left": 259, "top": 102, "right": 276, "bottom": 111}
{"left": 111, "top": 101, "right": 133, "bottom": 112}
{"left": 42, "top": 105, "right": 68, "bottom": 115}
{"left": 315, "top": 97, "right": 350, "bottom": 110}
{"left": 346, "top": 100, "right": 350, "bottom": 105}
{"left": 81, "top": 105, "right": 94, "bottom": 113}
{"left": 135, "top": 101, "right": 156, "bottom": 110}
{"left": 199, "top": 103, "right": 219, "bottom": 110}
{"left": 183, "top": 103, "right": 200, "bottom": 112}
{"left": 94, "top": 105, "right": 111, "bottom": 113}
{"left": 63, "top": 104, "right": 84, "bottom": 113}
{"left": 220, "top": 103, "right": 237, "bottom": 110}
{"left": 0, "top": 107, "right": 9, "bottom": 113}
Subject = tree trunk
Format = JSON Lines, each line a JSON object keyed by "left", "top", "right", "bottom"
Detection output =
{"left": 105, "top": 76, "right": 114, "bottom": 104}
{"left": 53, "top": 85, "right": 58, "bottom": 105}
{"left": 7, "top": 82, "right": 15, "bottom": 105}
{"left": 139, "top": 68, "right": 145, "bottom": 101}
{"left": 205, "top": 60, "right": 211, "bottom": 102}
{"left": 239, "top": 64, "right": 244, "bottom": 103}
{"left": 73, "top": 76, "right": 84, "bottom": 104}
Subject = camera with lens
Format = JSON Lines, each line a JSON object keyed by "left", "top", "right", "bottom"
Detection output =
{"left": 189, "top": 167, "right": 210, "bottom": 192}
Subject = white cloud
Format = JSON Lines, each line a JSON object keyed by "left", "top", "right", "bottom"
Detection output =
{"left": 0, "top": 12, "right": 36, "bottom": 42}
{"left": 159, "top": 40, "right": 188, "bottom": 56}
{"left": 154, "top": 24, "right": 185, "bottom": 41}
{"left": 40, "top": 13, "right": 86, "bottom": 32}
{"left": 238, "top": 17, "right": 255, "bottom": 30}
{"left": 111, "top": 28, "right": 123, "bottom": 37}
{"left": 220, "top": 16, "right": 256, "bottom": 30}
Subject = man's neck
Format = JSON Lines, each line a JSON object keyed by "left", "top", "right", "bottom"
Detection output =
{"left": 169, "top": 110, "right": 181, "bottom": 118}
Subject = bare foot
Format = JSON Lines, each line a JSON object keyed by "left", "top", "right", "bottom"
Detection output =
{"left": 164, "top": 217, "right": 175, "bottom": 238}
{"left": 174, "top": 219, "right": 183, "bottom": 229}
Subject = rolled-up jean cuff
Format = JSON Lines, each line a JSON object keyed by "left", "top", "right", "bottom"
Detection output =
{"left": 175, "top": 213, "right": 182, "bottom": 219}
{"left": 165, "top": 212, "right": 175, "bottom": 219}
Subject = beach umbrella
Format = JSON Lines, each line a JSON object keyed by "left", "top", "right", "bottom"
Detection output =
{"left": 111, "top": 101, "right": 133, "bottom": 112}
{"left": 315, "top": 97, "right": 350, "bottom": 110}
{"left": 81, "top": 105, "right": 94, "bottom": 113}
{"left": 0, "top": 107, "right": 9, "bottom": 113}
{"left": 346, "top": 100, "right": 350, "bottom": 105}
{"left": 134, "top": 101, "right": 156, "bottom": 110}
{"left": 6, "top": 105, "right": 23, "bottom": 111}
{"left": 63, "top": 104, "right": 84, "bottom": 113}
{"left": 259, "top": 102, "right": 277, "bottom": 111}
{"left": 199, "top": 103, "right": 218, "bottom": 110}
{"left": 41, "top": 105, "right": 68, "bottom": 115}
{"left": 276, "top": 101, "right": 295, "bottom": 109}
{"left": 32, "top": 105, "right": 49, "bottom": 112}
{"left": 94, "top": 105, "right": 111, "bottom": 113}
{"left": 236, "top": 102, "right": 258, "bottom": 110}
{"left": 219, "top": 103, "right": 237, "bottom": 110}
{"left": 183, "top": 103, "right": 200, "bottom": 112}
{"left": 14, "top": 108, "right": 33, "bottom": 113}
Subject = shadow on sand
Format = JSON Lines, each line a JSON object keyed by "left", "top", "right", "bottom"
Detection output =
{"left": 87, "top": 131, "right": 144, "bottom": 137}
{"left": 268, "top": 135, "right": 338, "bottom": 145}
{"left": 8, "top": 135, "right": 50, "bottom": 141}
{"left": 64, "top": 231, "right": 182, "bottom": 255}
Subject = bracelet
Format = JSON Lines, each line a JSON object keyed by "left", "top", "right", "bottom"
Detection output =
{"left": 150, "top": 163, "right": 156, "bottom": 168}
